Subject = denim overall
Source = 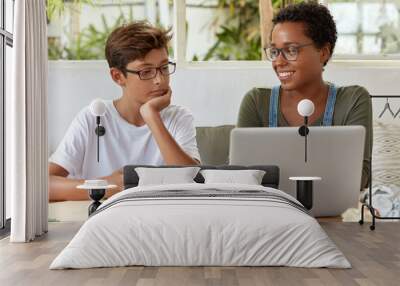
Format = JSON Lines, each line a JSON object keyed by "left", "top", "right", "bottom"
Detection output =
{"left": 268, "top": 84, "right": 337, "bottom": 127}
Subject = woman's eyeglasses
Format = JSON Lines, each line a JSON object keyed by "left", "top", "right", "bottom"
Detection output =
{"left": 264, "top": 43, "right": 313, "bottom": 61}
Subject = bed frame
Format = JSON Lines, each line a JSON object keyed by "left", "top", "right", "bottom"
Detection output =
{"left": 123, "top": 165, "right": 280, "bottom": 190}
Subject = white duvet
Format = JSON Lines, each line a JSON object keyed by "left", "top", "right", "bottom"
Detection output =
{"left": 50, "top": 183, "right": 350, "bottom": 269}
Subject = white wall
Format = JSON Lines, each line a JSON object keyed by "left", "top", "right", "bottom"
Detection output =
{"left": 48, "top": 60, "right": 400, "bottom": 154}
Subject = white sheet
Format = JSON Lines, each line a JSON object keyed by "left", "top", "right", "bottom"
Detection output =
{"left": 50, "top": 183, "right": 350, "bottom": 269}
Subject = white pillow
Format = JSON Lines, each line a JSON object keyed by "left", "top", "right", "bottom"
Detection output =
{"left": 135, "top": 167, "right": 201, "bottom": 186}
{"left": 200, "top": 169, "right": 266, "bottom": 185}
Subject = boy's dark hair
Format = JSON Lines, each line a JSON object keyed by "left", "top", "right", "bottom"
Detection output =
{"left": 105, "top": 21, "right": 172, "bottom": 75}
{"left": 272, "top": 2, "right": 337, "bottom": 65}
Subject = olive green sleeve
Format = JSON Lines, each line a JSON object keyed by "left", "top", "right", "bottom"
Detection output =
{"left": 343, "top": 86, "right": 372, "bottom": 189}
{"left": 237, "top": 88, "right": 263, "bottom": 127}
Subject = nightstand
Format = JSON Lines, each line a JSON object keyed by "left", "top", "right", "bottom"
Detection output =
{"left": 289, "top": 176, "right": 321, "bottom": 210}
{"left": 77, "top": 180, "right": 117, "bottom": 216}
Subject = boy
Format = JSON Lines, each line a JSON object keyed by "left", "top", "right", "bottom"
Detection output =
{"left": 49, "top": 22, "right": 200, "bottom": 201}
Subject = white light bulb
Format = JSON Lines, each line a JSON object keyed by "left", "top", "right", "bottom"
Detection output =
{"left": 297, "top": 99, "right": 315, "bottom": 117}
{"left": 90, "top": 99, "right": 106, "bottom": 117}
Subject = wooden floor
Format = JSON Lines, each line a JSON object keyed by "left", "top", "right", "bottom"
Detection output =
{"left": 0, "top": 222, "right": 399, "bottom": 286}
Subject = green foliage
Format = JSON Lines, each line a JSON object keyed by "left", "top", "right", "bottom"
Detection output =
{"left": 48, "top": 38, "right": 64, "bottom": 60}
{"left": 197, "top": 0, "right": 302, "bottom": 61}
{"left": 47, "top": 2, "right": 173, "bottom": 60}
{"left": 378, "top": 23, "right": 400, "bottom": 55}
{"left": 47, "top": 0, "right": 94, "bottom": 21}
{"left": 201, "top": 0, "right": 261, "bottom": 60}
{"left": 48, "top": 10, "right": 134, "bottom": 60}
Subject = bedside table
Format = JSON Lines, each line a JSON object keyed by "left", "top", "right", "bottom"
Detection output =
{"left": 77, "top": 180, "right": 117, "bottom": 216}
{"left": 289, "top": 176, "right": 321, "bottom": 210}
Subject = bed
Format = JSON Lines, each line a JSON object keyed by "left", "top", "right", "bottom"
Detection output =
{"left": 50, "top": 165, "right": 350, "bottom": 269}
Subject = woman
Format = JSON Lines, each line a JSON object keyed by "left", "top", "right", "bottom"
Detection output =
{"left": 237, "top": 2, "right": 372, "bottom": 189}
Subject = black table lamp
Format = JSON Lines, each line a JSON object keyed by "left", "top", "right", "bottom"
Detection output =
{"left": 89, "top": 99, "right": 106, "bottom": 162}
{"left": 293, "top": 99, "right": 318, "bottom": 210}
{"left": 297, "top": 99, "right": 315, "bottom": 163}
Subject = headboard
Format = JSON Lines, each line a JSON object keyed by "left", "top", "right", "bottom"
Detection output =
{"left": 123, "top": 165, "right": 280, "bottom": 189}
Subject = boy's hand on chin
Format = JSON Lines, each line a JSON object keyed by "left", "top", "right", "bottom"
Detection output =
{"left": 140, "top": 88, "right": 171, "bottom": 120}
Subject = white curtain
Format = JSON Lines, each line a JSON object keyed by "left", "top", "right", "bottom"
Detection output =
{"left": 8, "top": 0, "right": 48, "bottom": 242}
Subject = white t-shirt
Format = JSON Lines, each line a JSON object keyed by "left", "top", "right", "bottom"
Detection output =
{"left": 49, "top": 101, "right": 201, "bottom": 179}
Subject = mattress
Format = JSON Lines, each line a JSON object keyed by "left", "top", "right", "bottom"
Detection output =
{"left": 50, "top": 183, "right": 350, "bottom": 269}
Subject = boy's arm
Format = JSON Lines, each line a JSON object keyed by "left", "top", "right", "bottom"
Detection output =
{"left": 142, "top": 112, "right": 199, "bottom": 165}
{"left": 49, "top": 163, "right": 122, "bottom": 202}
{"left": 140, "top": 89, "right": 199, "bottom": 165}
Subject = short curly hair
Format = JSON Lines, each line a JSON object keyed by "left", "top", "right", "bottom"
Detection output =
{"left": 272, "top": 2, "right": 337, "bottom": 65}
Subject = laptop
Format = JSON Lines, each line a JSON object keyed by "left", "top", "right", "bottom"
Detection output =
{"left": 229, "top": 126, "right": 365, "bottom": 217}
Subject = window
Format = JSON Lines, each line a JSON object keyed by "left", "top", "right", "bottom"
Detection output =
{"left": 183, "top": 0, "right": 310, "bottom": 62}
{"left": 180, "top": 1, "right": 308, "bottom": 62}
{"left": 326, "top": 0, "right": 400, "bottom": 57}
{"left": 183, "top": 0, "right": 400, "bottom": 61}
{"left": 47, "top": 0, "right": 400, "bottom": 62}
{"left": 185, "top": 0, "right": 261, "bottom": 61}
{"left": 5, "top": 0, "right": 12, "bottom": 33}
{"left": 47, "top": 0, "right": 174, "bottom": 60}
{"left": 1, "top": 0, "right": 14, "bottom": 233}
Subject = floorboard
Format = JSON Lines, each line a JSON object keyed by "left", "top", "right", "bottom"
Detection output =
{"left": 0, "top": 222, "right": 399, "bottom": 286}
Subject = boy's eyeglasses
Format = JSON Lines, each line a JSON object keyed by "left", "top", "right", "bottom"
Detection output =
{"left": 264, "top": 43, "right": 313, "bottom": 61}
{"left": 124, "top": 61, "right": 176, "bottom": 80}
